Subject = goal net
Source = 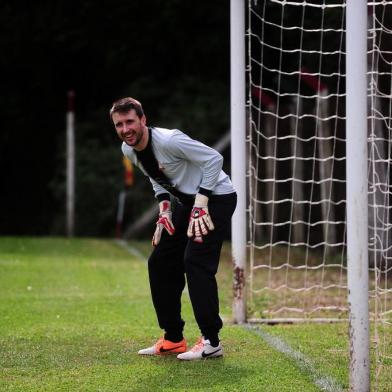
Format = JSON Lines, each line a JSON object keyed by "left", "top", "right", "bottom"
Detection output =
{"left": 247, "top": 0, "right": 391, "bottom": 382}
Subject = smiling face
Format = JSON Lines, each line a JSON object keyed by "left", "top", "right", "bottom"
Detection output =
{"left": 112, "top": 109, "right": 148, "bottom": 150}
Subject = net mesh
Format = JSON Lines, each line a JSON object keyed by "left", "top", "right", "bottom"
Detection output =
{"left": 368, "top": 1, "right": 392, "bottom": 387}
{"left": 247, "top": 0, "right": 391, "bottom": 385}
{"left": 248, "top": 0, "right": 347, "bottom": 319}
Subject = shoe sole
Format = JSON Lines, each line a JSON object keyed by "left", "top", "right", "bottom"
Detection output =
{"left": 138, "top": 350, "right": 187, "bottom": 356}
{"left": 177, "top": 353, "right": 223, "bottom": 360}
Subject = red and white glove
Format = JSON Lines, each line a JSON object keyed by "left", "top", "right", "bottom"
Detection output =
{"left": 187, "top": 194, "right": 214, "bottom": 243}
{"left": 152, "top": 200, "right": 175, "bottom": 246}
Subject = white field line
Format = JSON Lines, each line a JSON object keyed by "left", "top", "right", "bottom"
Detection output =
{"left": 245, "top": 324, "right": 345, "bottom": 392}
{"left": 115, "top": 239, "right": 147, "bottom": 262}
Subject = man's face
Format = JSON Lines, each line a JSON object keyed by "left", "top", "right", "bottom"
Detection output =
{"left": 112, "top": 109, "right": 146, "bottom": 147}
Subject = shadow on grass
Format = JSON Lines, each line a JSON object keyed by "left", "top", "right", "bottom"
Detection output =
{"left": 127, "top": 355, "right": 255, "bottom": 392}
{"left": 1, "top": 336, "right": 254, "bottom": 392}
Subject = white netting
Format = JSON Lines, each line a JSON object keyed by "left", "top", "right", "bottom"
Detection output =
{"left": 247, "top": 0, "right": 391, "bottom": 386}
{"left": 248, "top": 0, "right": 347, "bottom": 319}
{"left": 368, "top": 2, "right": 392, "bottom": 388}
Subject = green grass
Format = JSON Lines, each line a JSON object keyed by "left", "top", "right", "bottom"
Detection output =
{"left": 265, "top": 323, "right": 349, "bottom": 387}
{"left": 1, "top": 237, "right": 386, "bottom": 391}
{"left": 265, "top": 323, "right": 392, "bottom": 392}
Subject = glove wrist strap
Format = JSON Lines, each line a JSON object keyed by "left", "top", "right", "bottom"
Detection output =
{"left": 194, "top": 193, "right": 209, "bottom": 208}
{"left": 159, "top": 200, "right": 171, "bottom": 214}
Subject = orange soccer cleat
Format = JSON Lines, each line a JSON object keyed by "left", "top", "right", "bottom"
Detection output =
{"left": 138, "top": 337, "right": 187, "bottom": 355}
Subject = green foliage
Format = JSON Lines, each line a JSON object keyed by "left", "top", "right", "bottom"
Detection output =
{"left": 0, "top": 1, "right": 230, "bottom": 236}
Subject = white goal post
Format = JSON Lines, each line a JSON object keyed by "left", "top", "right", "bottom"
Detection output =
{"left": 346, "top": 2, "right": 369, "bottom": 390}
{"left": 231, "top": 0, "right": 392, "bottom": 390}
{"left": 230, "top": 0, "right": 247, "bottom": 324}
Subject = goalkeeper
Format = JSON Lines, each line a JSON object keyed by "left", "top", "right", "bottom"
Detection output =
{"left": 110, "top": 97, "right": 236, "bottom": 360}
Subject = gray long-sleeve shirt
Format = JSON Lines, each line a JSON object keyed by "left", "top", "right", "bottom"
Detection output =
{"left": 121, "top": 127, "right": 235, "bottom": 198}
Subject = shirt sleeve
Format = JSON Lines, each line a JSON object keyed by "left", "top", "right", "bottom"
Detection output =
{"left": 166, "top": 131, "right": 223, "bottom": 192}
{"left": 149, "top": 177, "right": 171, "bottom": 200}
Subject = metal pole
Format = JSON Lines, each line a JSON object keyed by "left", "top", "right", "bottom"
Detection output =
{"left": 116, "top": 191, "right": 127, "bottom": 239}
{"left": 346, "top": 1, "right": 370, "bottom": 390}
{"left": 230, "top": 0, "right": 247, "bottom": 323}
{"left": 66, "top": 90, "right": 75, "bottom": 237}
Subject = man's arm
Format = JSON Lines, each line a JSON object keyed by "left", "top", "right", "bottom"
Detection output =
{"left": 166, "top": 131, "right": 223, "bottom": 194}
{"left": 149, "top": 178, "right": 172, "bottom": 201}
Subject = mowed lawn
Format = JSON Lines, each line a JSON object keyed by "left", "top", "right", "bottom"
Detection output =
{"left": 0, "top": 237, "right": 349, "bottom": 392}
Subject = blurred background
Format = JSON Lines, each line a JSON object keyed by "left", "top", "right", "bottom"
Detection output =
{"left": 0, "top": 0, "right": 231, "bottom": 238}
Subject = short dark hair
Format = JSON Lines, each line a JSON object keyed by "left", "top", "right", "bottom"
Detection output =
{"left": 109, "top": 97, "right": 144, "bottom": 121}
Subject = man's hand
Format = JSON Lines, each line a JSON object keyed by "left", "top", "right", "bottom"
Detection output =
{"left": 187, "top": 194, "right": 214, "bottom": 242}
{"left": 152, "top": 200, "right": 175, "bottom": 246}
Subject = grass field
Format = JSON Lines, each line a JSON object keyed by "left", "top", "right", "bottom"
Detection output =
{"left": 0, "top": 237, "right": 390, "bottom": 391}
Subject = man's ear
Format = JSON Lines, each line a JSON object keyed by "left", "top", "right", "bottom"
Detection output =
{"left": 141, "top": 115, "right": 147, "bottom": 126}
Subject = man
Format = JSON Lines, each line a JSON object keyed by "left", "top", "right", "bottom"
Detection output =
{"left": 110, "top": 97, "right": 236, "bottom": 360}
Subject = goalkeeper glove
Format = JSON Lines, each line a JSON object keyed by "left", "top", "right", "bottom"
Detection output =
{"left": 152, "top": 200, "right": 175, "bottom": 246}
{"left": 187, "top": 194, "right": 214, "bottom": 242}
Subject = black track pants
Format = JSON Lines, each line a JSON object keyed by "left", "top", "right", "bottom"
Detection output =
{"left": 147, "top": 192, "right": 237, "bottom": 339}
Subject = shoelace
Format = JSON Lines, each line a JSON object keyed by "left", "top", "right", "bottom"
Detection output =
{"left": 191, "top": 338, "right": 204, "bottom": 352}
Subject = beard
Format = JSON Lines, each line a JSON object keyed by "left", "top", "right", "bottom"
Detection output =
{"left": 124, "top": 128, "right": 143, "bottom": 147}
